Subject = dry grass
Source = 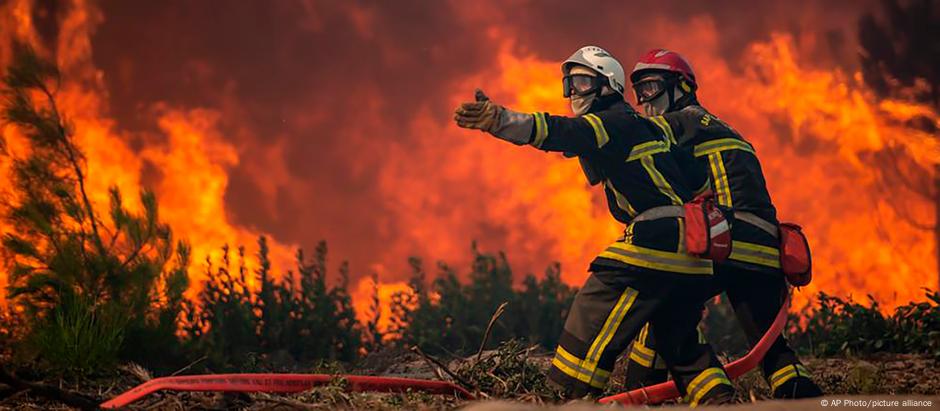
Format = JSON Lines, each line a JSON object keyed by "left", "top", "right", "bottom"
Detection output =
{"left": 2, "top": 351, "right": 938, "bottom": 409}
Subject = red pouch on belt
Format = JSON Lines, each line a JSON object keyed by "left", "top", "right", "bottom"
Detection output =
{"left": 683, "top": 192, "right": 732, "bottom": 262}
{"left": 779, "top": 223, "right": 812, "bottom": 286}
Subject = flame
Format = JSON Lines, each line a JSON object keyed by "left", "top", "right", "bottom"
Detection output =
{"left": 351, "top": 277, "right": 410, "bottom": 333}
{"left": 139, "top": 108, "right": 296, "bottom": 295}
{"left": 0, "top": 0, "right": 296, "bottom": 300}
{"left": 1, "top": 1, "right": 935, "bottom": 322}
{"left": 369, "top": 24, "right": 938, "bottom": 314}
{"left": 741, "top": 34, "right": 937, "bottom": 309}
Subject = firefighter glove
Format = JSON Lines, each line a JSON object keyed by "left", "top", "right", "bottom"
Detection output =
{"left": 455, "top": 89, "right": 534, "bottom": 145}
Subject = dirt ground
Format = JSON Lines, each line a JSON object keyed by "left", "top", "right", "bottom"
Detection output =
{"left": 1, "top": 352, "right": 938, "bottom": 410}
{"left": 463, "top": 396, "right": 939, "bottom": 411}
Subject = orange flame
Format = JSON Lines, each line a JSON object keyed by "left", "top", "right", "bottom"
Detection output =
{"left": 741, "top": 34, "right": 937, "bottom": 310}
{"left": 351, "top": 278, "right": 410, "bottom": 333}
{"left": 1, "top": 2, "right": 935, "bottom": 322}
{"left": 0, "top": 0, "right": 296, "bottom": 300}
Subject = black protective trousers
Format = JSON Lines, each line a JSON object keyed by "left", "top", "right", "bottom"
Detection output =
{"left": 547, "top": 267, "right": 733, "bottom": 404}
{"left": 624, "top": 263, "right": 810, "bottom": 394}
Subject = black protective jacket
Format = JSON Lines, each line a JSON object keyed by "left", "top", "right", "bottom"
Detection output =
{"left": 528, "top": 98, "right": 712, "bottom": 275}
{"left": 650, "top": 105, "right": 781, "bottom": 270}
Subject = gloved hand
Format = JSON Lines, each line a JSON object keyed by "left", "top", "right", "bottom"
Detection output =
{"left": 453, "top": 89, "right": 535, "bottom": 145}
{"left": 454, "top": 89, "right": 503, "bottom": 132}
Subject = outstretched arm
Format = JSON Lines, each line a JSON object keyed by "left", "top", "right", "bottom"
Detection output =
{"left": 453, "top": 90, "right": 607, "bottom": 156}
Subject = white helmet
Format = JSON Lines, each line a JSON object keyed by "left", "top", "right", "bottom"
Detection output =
{"left": 562, "top": 46, "right": 626, "bottom": 96}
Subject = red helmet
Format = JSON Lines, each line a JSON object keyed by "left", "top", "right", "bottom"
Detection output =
{"left": 630, "top": 48, "right": 697, "bottom": 88}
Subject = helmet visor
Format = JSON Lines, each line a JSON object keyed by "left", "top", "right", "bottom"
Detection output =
{"left": 563, "top": 74, "right": 599, "bottom": 97}
{"left": 632, "top": 78, "right": 666, "bottom": 104}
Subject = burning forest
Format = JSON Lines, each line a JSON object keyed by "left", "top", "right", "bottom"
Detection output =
{"left": 0, "top": 0, "right": 937, "bottom": 409}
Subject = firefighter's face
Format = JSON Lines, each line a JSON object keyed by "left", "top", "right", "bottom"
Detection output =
{"left": 635, "top": 73, "right": 672, "bottom": 116}
{"left": 565, "top": 66, "right": 594, "bottom": 116}
{"left": 565, "top": 65, "right": 614, "bottom": 116}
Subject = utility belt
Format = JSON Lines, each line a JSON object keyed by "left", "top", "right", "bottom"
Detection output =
{"left": 736, "top": 212, "right": 813, "bottom": 286}
{"left": 632, "top": 202, "right": 812, "bottom": 286}
{"left": 631, "top": 192, "right": 731, "bottom": 263}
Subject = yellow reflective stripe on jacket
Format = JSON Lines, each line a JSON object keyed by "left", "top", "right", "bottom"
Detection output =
{"left": 598, "top": 242, "right": 713, "bottom": 275}
{"left": 584, "top": 287, "right": 638, "bottom": 369}
{"left": 626, "top": 140, "right": 669, "bottom": 162}
{"left": 693, "top": 138, "right": 755, "bottom": 157}
{"left": 605, "top": 180, "right": 638, "bottom": 218}
{"left": 686, "top": 367, "right": 732, "bottom": 406}
{"left": 649, "top": 116, "right": 675, "bottom": 145}
{"left": 531, "top": 112, "right": 549, "bottom": 148}
{"left": 729, "top": 241, "right": 781, "bottom": 268}
{"left": 707, "top": 152, "right": 733, "bottom": 207}
{"left": 769, "top": 364, "right": 810, "bottom": 391}
{"left": 583, "top": 113, "right": 610, "bottom": 147}
{"left": 641, "top": 156, "right": 683, "bottom": 205}
{"left": 551, "top": 346, "right": 611, "bottom": 389}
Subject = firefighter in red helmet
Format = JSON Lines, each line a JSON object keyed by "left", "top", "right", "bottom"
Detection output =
{"left": 624, "top": 48, "right": 824, "bottom": 399}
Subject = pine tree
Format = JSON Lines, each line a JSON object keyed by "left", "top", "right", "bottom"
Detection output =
{"left": 331, "top": 261, "right": 362, "bottom": 360}
{"left": 1, "top": 43, "right": 189, "bottom": 374}
{"left": 184, "top": 245, "right": 258, "bottom": 369}
{"left": 364, "top": 272, "right": 384, "bottom": 352}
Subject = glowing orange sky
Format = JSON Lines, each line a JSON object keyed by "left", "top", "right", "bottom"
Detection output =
{"left": 0, "top": 0, "right": 935, "bottom": 326}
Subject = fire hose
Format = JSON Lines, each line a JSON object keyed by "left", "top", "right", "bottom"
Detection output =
{"left": 99, "top": 374, "right": 475, "bottom": 409}
{"left": 101, "top": 297, "right": 790, "bottom": 408}
{"left": 598, "top": 295, "right": 791, "bottom": 405}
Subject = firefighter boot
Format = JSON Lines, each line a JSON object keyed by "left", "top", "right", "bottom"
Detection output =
{"left": 769, "top": 364, "right": 824, "bottom": 399}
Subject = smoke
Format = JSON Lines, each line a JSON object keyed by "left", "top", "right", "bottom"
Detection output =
{"left": 2, "top": 0, "right": 935, "bottom": 315}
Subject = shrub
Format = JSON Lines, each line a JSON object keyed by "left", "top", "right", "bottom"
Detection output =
{"left": 789, "top": 290, "right": 940, "bottom": 359}
{"left": 390, "top": 243, "right": 577, "bottom": 356}
{"left": 183, "top": 245, "right": 259, "bottom": 369}
{"left": 184, "top": 238, "right": 362, "bottom": 370}
{"left": 30, "top": 294, "right": 126, "bottom": 376}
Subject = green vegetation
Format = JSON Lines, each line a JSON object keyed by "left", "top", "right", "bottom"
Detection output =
{"left": 1, "top": 41, "right": 938, "bottom": 405}
{"left": 183, "top": 240, "right": 363, "bottom": 370}
{"left": 389, "top": 244, "right": 575, "bottom": 356}
{"left": 0, "top": 45, "right": 578, "bottom": 377}
{"left": 789, "top": 290, "right": 940, "bottom": 359}
{"left": 0, "top": 46, "right": 577, "bottom": 377}
{"left": 1, "top": 43, "right": 189, "bottom": 376}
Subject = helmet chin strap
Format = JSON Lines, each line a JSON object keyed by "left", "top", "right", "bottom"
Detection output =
{"left": 666, "top": 83, "right": 682, "bottom": 111}
{"left": 669, "top": 79, "right": 699, "bottom": 112}
{"left": 646, "top": 84, "right": 694, "bottom": 115}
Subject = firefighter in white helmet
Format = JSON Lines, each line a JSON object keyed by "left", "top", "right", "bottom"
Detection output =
{"left": 453, "top": 46, "right": 734, "bottom": 405}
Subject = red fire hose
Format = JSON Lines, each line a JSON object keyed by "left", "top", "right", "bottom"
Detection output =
{"left": 99, "top": 374, "right": 474, "bottom": 409}
{"left": 101, "top": 297, "right": 790, "bottom": 409}
{"left": 598, "top": 295, "right": 791, "bottom": 405}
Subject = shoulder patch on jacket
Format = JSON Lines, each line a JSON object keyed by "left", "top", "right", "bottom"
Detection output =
{"left": 676, "top": 105, "right": 740, "bottom": 143}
